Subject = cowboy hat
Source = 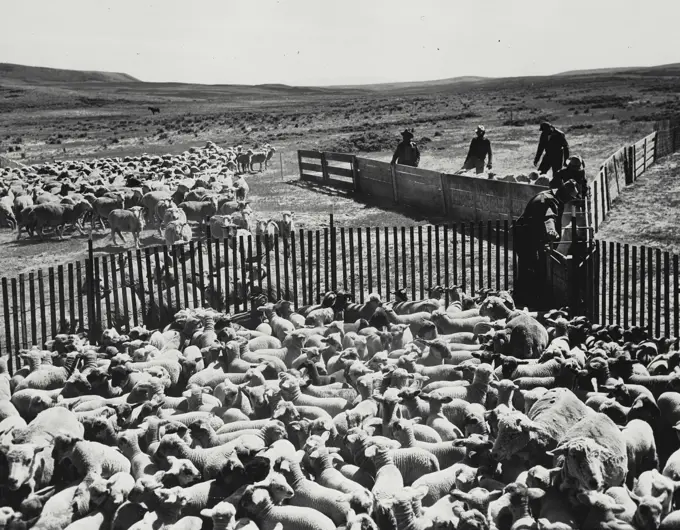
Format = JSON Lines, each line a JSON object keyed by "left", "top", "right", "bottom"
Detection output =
{"left": 539, "top": 121, "right": 552, "bottom": 132}
{"left": 566, "top": 156, "right": 584, "bottom": 170}
{"left": 401, "top": 129, "right": 414, "bottom": 138}
{"left": 476, "top": 125, "right": 485, "bottom": 134}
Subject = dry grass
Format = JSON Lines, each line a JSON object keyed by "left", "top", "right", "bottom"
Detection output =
{"left": 597, "top": 152, "right": 680, "bottom": 252}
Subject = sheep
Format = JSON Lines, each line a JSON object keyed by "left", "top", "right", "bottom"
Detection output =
{"left": 249, "top": 146, "right": 276, "bottom": 172}
{"left": 91, "top": 193, "right": 125, "bottom": 230}
{"left": 619, "top": 419, "right": 659, "bottom": 487}
{"left": 108, "top": 206, "right": 146, "bottom": 248}
{"left": 164, "top": 220, "right": 193, "bottom": 246}
{"left": 51, "top": 434, "right": 132, "bottom": 479}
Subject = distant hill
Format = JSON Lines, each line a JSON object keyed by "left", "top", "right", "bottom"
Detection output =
{"left": 0, "top": 63, "right": 139, "bottom": 83}
{"left": 330, "top": 76, "right": 488, "bottom": 91}
{"left": 554, "top": 63, "right": 680, "bottom": 77}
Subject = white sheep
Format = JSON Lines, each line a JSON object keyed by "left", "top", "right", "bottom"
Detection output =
{"left": 108, "top": 206, "right": 146, "bottom": 248}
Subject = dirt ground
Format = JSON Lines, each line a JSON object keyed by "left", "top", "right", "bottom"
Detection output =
{"left": 596, "top": 151, "right": 680, "bottom": 251}
{"left": 1, "top": 72, "right": 678, "bottom": 276}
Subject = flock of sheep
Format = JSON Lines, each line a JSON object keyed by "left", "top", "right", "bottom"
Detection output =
{"left": 0, "top": 141, "right": 288, "bottom": 250}
{"left": 1, "top": 283, "right": 680, "bottom": 530}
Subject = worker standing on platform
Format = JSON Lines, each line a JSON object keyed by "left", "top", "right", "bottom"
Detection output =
{"left": 390, "top": 129, "right": 420, "bottom": 168}
{"left": 534, "top": 121, "right": 570, "bottom": 176}
{"left": 513, "top": 179, "right": 581, "bottom": 307}
{"left": 461, "top": 125, "right": 493, "bottom": 174}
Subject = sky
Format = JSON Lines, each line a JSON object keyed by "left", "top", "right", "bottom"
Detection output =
{"left": 2, "top": 0, "right": 680, "bottom": 86}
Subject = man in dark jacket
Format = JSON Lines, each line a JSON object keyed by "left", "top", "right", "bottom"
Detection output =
{"left": 551, "top": 155, "right": 586, "bottom": 195}
{"left": 461, "top": 125, "right": 493, "bottom": 174}
{"left": 390, "top": 129, "right": 420, "bottom": 168}
{"left": 513, "top": 180, "right": 581, "bottom": 307}
{"left": 534, "top": 122, "right": 570, "bottom": 176}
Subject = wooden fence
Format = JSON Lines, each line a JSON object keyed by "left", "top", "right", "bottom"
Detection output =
{"left": 0, "top": 221, "right": 518, "bottom": 374}
{"left": 298, "top": 150, "right": 547, "bottom": 223}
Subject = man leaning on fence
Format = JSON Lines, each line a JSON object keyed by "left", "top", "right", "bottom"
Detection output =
{"left": 513, "top": 179, "right": 581, "bottom": 308}
{"left": 391, "top": 129, "right": 420, "bottom": 168}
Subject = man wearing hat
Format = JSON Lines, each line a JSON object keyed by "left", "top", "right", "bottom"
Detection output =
{"left": 551, "top": 155, "right": 586, "bottom": 194}
{"left": 534, "top": 122, "right": 570, "bottom": 176}
{"left": 390, "top": 128, "right": 420, "bottom": 168}
{"left": 513, "top": 179, "right": 581, "bottom": 307}
{"left": 461, "top": 125, "right": 493, "bottom": 174}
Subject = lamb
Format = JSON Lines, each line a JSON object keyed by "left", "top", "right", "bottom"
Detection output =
{"left": 619, "top": 419, "right": 659, "bottom": 487}
{"left": 108, "top": 206, "right": 146, "bottom": 248}
{"left": 179, "top": 196, "right": 220, "bottom": 225}
{"left": 240, "top": 484, "right": 336, "bottom": 530}
{"left": 249, "top": 146, "right": 276, "bottom": 172}
{"left": 51, "top": 434, "right": 132, "bottom": 479}
{"left": 153, "top": 433, "right": 239, "bottom": 480}
{"left": 480, "top": 296, "right": 549, "bottom": 359}
{"left": 91, "top": 193, "right": 125, "bottom": 230}
{"left": 164, "top": 220, "right": 193, "bottom": 246}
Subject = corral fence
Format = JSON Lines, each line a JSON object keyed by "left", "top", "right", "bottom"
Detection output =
{"left": 1, "top": 221, "right": 679, "bottom": 374}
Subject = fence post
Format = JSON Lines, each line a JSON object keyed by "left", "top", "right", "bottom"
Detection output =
{"left": 643, "top": 138, "right": 648, "bottom": 172}
{"left": 320, "top": 152, "right": 329, "bottom": 182}
{"left": 351, "top": 155, "right": 360, "bottom": 192}
{"left": 330, "top": 214, "right": 337, "bottom": 291}
{"left": 297, "top": 151, "right": 304, "bottom": 180}
{"left": 86, "top": 238, "right": 96, "bottom": 344}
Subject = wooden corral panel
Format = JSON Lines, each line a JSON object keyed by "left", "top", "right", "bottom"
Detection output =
{"left": 355, "top": 158, "right": 394, "bottom": 201}
{"left": 395, "top": 165, "right": 446, "bottom": 214}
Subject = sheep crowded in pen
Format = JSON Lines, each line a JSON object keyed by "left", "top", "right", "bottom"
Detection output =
{"left": 0, "top": 141, "right": 290, "bottom": 251}
{"left": 3, "top": 284, "right": 680, "bottom": 530}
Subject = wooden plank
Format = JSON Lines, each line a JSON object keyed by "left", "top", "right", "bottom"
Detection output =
{"left": 504, "top": 221, "right": 509, "bottom": 291}
{"left": 324, "top": 228, "right": 330, "bottom": 294}
{"left": 154, "top": 248, "right": 165, "bottom": 322}
{"left": 366, "top": 228, "right": 372, "bottom": 294}
{"left": 239, "top": 236, "right": 248, "bottom": 312}
{"left": 374, "top": 227, "right": 381, "bottom": 297}
{"left": 299, "top": 229, "right": 307, "bottom": 304}
{"left": 391, "top": 164, "right": 399, "bottom": 204}
{"left": 76, "top": 263, "right": 84, "bottom": 334}
{"left": 315, "top": 231, "right": 321, "bottom": 303}
{"left": 435, "top": 225, "right": 441, "bottom": 288}
{"left": 393, "top": 227, "right": 399, "bottom": 294}
{"left": 470, "top": 223, "right": 476, "bottom": 296}
{"left": 648, "top": 247, "right": 653, "bottom": 336}
{"left": 443, "top": 226, "right": 449, "bottom": 305}
{"left": 495, "top": 221, "right": 501, "bottom": 290}
{"left": 220, "top": 240, "right": 229, "bottom": 311}
{"left": 349, "top": 228, "right": 355, "bottom": 301}
{"left": 291, "top": 233, "right": 298, "bottom": 308}
{"left": 409, "top": 226, "right": 416, "bottom": 301}
{"left": 640, "top": 245, "right": 646, "bottom": 330}
{"left": 2, "top": 279, "right": 12, "bottom": 372}
{"left": 18, "top": 275, "right": 27, "bottom": 349}
{"left": 135, "top": 250, "right": 146, "bottom": 324}
{"left": 401, "top": 227, "right": 407, "bottom": 294}
{"left": 487, "top": 221, "right": 492, "bottom": 289}
{"left": 461, "top": 224, "right": 467, "bottom": 292}
{"left": 48, "top": 267, "right": 57, "bottom": 337}
{"left": 383, "top": 227, "right": 389, "bottom": 300}
{"left": 38, "top": 270, "right": 47, "bottom": 343}
{"left": 298, "top": 149, "right": 323, "bottom": 159}
{"left": 324, "top": 152, "right": 355, "bottom": 163}
{"left": 67, "top": 264, "right": 75, "bottom": 332}
{"left": 664, "top": 251, "right": 670, "bottom": 338}
{"left": 631, "top": 245, "right": 637, "bottom": 326}
{"left": 623, "top": 245, "right": 629, "bottom": 327}
{"left": 300, "top": 162, "right": 324, "bottom": 173}
{"left": 453, "top": 224, "right": 459, "bottom": 288}
{"left": 601, "top": 244, "right": 607, "bottom": 325}
{"left": 29, "top": 272, "right": 37, "bottom": 346}
{"left": 356, "top": 229, "right": 363, "bottom": 303}
{"left": 109, "top": 257, "right": 120, "bottom": 330}
{"left": 341, "top": 227, "right": 347, "bottom": 292}
{"left": 616, "top": 243, "right": 621, "bottom": 325}
{"left": 254, "top": 236, "right": 264, "bottom": 305}
{"left": 593, "top": 185, "right": 599, "bottom": 232}
{"left": 675, "top": 254, "right": 679, "bottom": 340}
{"left": 307, "top": 231, "right": 314, "bottom": 303}
{"left": 326, "top": 166, "right": 354, "bottom": 179}
{"left": 124, "top": 252, "right": 137, "bottom": 327}
{"left": 11, "top": 279, "right": 19, "bottom": 363}
{"left": 418, "top": 226, "right": 424, "bottom": 299}
{"left": 656, "top": 248, "right": 662, "bottom": 338}
{"left": 427, "top": 225, "right": 433, "bottom": 291}
{"left": 283, "top": 237, "right": 290, "bottom": 301}
{"left": 274, "top": 234, "right": 282, "bottom": 302}
{"left": 231, "top": 238, "right": 239, "bottom": 311}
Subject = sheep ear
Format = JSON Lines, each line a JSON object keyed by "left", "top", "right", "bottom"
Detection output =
{"left": 411, "top": 416, "right": 422, "bottom": 424}
{"left": 200, "top": 508, "right": 214, "bottom": 518}
{"left": 528, "top": 488, "right": 545, "bottom": 500}
{"left": 411, "top": 485, "right": 428, "bottom": 500}
{"left": 320, "top": 431, "right": 330, "bottom": 443}
{"left": 487, "top": 489, "right": 503, "bottom": 501}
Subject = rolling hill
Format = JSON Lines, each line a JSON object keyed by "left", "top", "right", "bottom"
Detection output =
{"left": 0, "top": 63, "right": 139, "bottom": 84}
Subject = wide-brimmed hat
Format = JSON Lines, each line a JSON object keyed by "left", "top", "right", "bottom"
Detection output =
{"left": 401, "top": 129, "right": 414, "bottom": 139}
{"left": 476, "top": 125, "right": 485, "bottom": 134}
{"left": 566, "top": 156, "right": 584, "bottom": 170}
{"left": 539, "top": 121, "right": 552, "bottom": 132}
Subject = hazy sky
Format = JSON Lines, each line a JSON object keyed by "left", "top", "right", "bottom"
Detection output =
{"left": 2, "top": 0, "right": 679, "bottom": 86}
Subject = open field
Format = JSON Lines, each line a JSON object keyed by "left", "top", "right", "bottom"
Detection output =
{"left": 2, "top": 64, "right": 680, "bottom": 276}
